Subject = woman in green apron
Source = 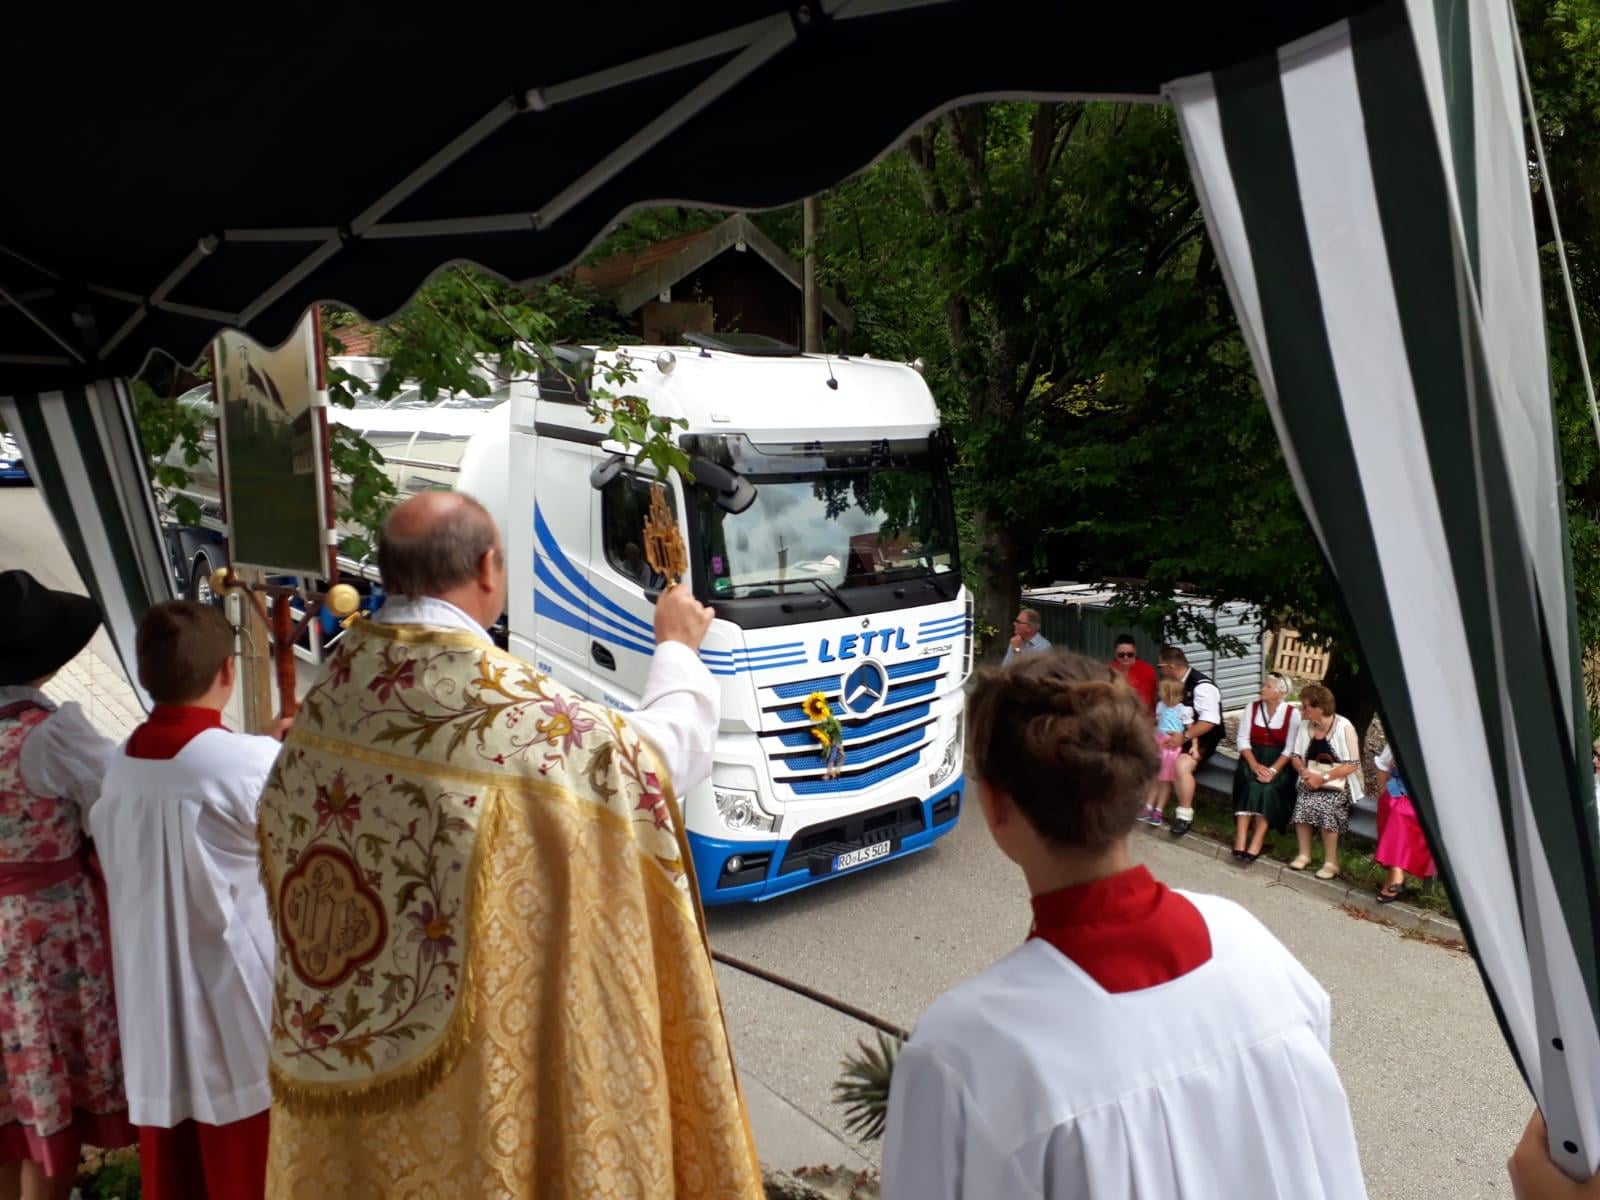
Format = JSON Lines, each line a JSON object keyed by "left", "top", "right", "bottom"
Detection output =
{"left": 1230, "top": 674, "right": 1300, "bottom": 862}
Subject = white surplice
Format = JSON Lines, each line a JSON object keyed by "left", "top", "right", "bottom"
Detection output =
{"left": 375, "top": 594, "right": 719, "bottom": 793}
{"left": 91, "top": 727, "right": 284, "bottom": 1126}
{"left": 882, "top": 891, "right": 1367, "bottom": 1199}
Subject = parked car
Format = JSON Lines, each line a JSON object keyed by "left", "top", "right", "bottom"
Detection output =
{"left": 0, "top": 430, "right": 28, "bottom": 482}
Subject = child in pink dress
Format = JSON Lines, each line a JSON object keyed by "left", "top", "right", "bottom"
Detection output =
{"left": 1373, "top": 742, "right": 1435, "bottom": 903}
{"left": 0, "top": 571, "right": 133, "bottom": 1200}
{"left": 1141, "top": 678, "right": 1187, "bottom": 825}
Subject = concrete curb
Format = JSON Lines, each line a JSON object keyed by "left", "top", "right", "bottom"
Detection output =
{"left": 1136, "top": 821, "right": 1463, "bottom": 942}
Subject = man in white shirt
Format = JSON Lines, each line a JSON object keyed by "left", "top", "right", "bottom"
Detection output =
{"left": 1002, "top": 608, "right": 1051, "bottom": 665}
{"left": 1158, "top": 645, "right": 1224, "bottom": 838}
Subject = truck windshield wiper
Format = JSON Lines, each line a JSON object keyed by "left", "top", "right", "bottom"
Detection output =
{"left": 728, "top": 575, "right": 854, "bottom": 613}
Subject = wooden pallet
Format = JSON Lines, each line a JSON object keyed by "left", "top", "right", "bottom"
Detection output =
{"left": 1272, "top": 629, "right": 1330, "bottom": 682}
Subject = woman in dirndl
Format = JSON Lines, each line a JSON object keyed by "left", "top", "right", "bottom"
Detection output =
{"left": 1230, "top": 674, "right": 1300, "bottom": 863}
{"left": 1287, "top": 682, "right": 1365, "bottom": 882}
{"left": 0, "top": 572, "right": 133, "bottom": 1199}
{"left": 1372, "top": 742, "right": 1435, "bottom": 903}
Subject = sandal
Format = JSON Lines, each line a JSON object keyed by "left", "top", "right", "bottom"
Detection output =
{"left": 1315, "top": 864, "right": 1339, "bottom": 880}
{"left": 1242, "top": 851, "right": 1259, "bottom": 863}
{"left": 1231, "top": 849, "right": 1249, "bottom": 861}
{"left": 1288, "top": 855, "right": 1311, "bottom": 871}
{"left": 1377, "top": 883, "right": 1404, "bottom": 904}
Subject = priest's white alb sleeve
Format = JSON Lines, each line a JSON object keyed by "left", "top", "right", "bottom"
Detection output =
{"left": 882, "top": 1042, "right": 966, "bottom": 1200}
{"left": 626, "top": 641, "right": 720, "bottom": 795}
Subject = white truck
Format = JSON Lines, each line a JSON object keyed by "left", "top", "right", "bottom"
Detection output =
{"left": 162, "top": 333, "right": 973, "bottom": 904}
{"left": 456, "top": 333, "right": 972, "bottom": 904}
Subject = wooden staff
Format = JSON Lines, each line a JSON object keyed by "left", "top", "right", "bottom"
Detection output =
{"left": 271, "top": 592, "right": 298, "bottom": 720}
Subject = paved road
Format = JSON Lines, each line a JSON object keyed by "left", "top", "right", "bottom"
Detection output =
{"left": 2, "top": 483, "right": 1528, "bottom": 1197}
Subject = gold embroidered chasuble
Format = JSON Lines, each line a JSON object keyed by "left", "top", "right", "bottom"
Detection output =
{"left": 257, "top": 621, "right": 763, "bottom": 1198}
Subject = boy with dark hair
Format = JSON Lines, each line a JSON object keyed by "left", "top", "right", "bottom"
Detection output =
{"left": 91, "top": 600, "right": 288, "bottom": 1200}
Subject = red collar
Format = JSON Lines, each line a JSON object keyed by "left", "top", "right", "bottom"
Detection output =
{"left": 1029, "top": 865, "right": 1212, "bottom": 993}
{"left": 125, "top": 705, "right": 227, "bottom": 761}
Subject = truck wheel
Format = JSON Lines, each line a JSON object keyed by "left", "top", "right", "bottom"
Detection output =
{"left": 189, "top": 553, "right": 219, "bottom": 606}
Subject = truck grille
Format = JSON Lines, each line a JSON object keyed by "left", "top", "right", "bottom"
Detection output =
{"left": 760, "top": 656, "right": 947, "bottom": 797}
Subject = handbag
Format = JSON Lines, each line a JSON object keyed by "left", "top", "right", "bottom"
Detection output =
{"left": 1306, "top": 759, "right": 1348, "bottom": 791}
{"left": 1303, "top": 719, "right": 1350, "bottom": 790}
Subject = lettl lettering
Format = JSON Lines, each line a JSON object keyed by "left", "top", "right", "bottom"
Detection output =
{"left": 819, "top": 627, "right": 910, "bottom": 662}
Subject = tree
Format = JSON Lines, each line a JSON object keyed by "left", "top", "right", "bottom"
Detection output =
{"left": 809, "top": 105, "right": 1344, "bottom": 659}
{"left": 136, "top": 267, "right": 687, "bottom": 562}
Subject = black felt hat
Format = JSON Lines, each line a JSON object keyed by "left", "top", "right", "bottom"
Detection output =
{"left": 0, "top": 570, "right": 102, "bottom": 686}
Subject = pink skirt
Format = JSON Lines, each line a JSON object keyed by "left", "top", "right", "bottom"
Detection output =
{"left": 1156, "top": 737, "right": 1182, "bottom": 782}
{"left": 1376, "top": 791, "right": 1436, "bottom": 878}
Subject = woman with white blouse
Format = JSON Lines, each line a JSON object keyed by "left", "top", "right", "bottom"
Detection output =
{"left": 1230, "top": 674, "right": 1301, "bottom": 862}
{"left": 1288, "top": 683, "right": 1366, "bottom": 880}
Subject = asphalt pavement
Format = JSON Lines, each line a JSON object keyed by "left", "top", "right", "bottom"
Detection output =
{"left": 709, "top": 788, "right": 1528, "bottom": 1199}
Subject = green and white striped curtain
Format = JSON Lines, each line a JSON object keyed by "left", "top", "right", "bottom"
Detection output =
{"left": 0, "top": 381, "right": 173, "bottom": 704}
{"left": 1169, "top": 0, "right": 1600, "bottom": 1175}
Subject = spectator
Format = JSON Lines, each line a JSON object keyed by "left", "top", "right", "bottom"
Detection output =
{"left": 1108, "top": 634, "right": 1157, "bottom": 710}
{"left": 1593, "top": 736, "right": 1599, "bottom": 808}
{"left": 881, "top": 651, "right": 1366, "bottom": 1199}
{"left": 1372, "top": 742, "right": 1435, "bottom": 903}
{"left": 1287, "top": 683, "right": 1365, "bottom": 880}
{"left": 1003, "top": 609, "right": 1050, "bottom": 665}
{"left": 1155, "top": 646, "right": 1224, "bottom": 838}
{"left": 0, "top": 570, "right": 134, "bottom": 1200}
{"left": 1141, "top": 678, "right": 1187, "bottom": 826}
{"left": 1231, "top": 673, "right": 1300, "bottom": 862}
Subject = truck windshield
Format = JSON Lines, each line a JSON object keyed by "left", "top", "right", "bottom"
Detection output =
{"left": 696, "top": 460, "right": 957, "bottom": 598}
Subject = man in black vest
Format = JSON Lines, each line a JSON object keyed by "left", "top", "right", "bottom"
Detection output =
{"left": 1157, "top": 645, "right": 1224, "bottom": 838}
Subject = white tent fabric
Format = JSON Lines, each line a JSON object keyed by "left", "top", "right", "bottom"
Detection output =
{"left": 1170, "top": 0, "right": 1600, "bottom": 1176}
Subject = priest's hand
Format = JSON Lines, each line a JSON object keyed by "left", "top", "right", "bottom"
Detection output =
{"left": 655, "top": 582, "right": 715, "bottom": 650}
{"left": 271, "top": 715, "right": 295, "bottom": 741}
{"left": 1509, "top": 1110, "right": 1598, "bottom": 1198}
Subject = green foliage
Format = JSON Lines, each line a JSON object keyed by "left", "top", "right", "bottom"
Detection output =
{"left": 131, "top": 377, "right": 211, "bottom": 529}
{"left": 77, "top": 1146, "right": 141, "bottom": 1199}
{"left": 833, "top": 1031, "right": 901, "bottom": 1142}
{"left": 135, "top": 264, "right": 691, "bottom": 565}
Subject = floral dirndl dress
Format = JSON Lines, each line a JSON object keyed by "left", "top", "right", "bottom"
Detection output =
{"left": 0, "top": 702, "right": 131, "bottom": 1176}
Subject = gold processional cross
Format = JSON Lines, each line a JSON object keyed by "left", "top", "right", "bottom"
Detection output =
{"left": 643, "top": 481, "right": 686, "bottom": 587}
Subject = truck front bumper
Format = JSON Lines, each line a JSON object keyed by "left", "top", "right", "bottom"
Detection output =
{"left": 690, "top": 778, "right": 964, "bottom": 905}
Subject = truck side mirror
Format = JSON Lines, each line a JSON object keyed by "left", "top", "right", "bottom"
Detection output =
{"left": 690, "top": 457, "right": 757, "bottom": 515}
{"left": 589, "top": 453, "right": 627, "bottom": 491}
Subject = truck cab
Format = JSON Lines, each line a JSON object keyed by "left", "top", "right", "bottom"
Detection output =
{"left": 460, "top": 333, "right": 971, "bottom": 904}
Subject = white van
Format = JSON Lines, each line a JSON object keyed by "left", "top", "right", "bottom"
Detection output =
{"left": 458, "top": 333, "right": 972, "bottom": 904}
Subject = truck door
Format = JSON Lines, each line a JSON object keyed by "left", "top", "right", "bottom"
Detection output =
{"left": 526, "top": 370, "right": 603, "bottom": 696}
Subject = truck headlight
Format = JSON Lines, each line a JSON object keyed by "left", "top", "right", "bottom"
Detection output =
{"left": 929, "top": 715, "right": 964, "bottom": 789}
{"left": 714, "top": 787, "right": 778, "bottom": 833}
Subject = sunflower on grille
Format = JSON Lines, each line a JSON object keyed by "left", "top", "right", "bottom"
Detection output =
{"left": 804, "top": 692, "right": 847, "bottom": 778}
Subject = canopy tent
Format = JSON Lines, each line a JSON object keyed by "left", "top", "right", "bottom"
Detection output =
{"left": 5, "top": 0, "right": 1598, "bottom": 1177}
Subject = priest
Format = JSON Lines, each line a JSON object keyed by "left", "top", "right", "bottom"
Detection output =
{"left": 257, "top": 491, "right": 763, "bottom": 1198}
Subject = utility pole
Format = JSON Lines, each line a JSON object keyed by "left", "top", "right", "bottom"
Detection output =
{"left": 802, "top": 195, "right": 822, "bottom": 353}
